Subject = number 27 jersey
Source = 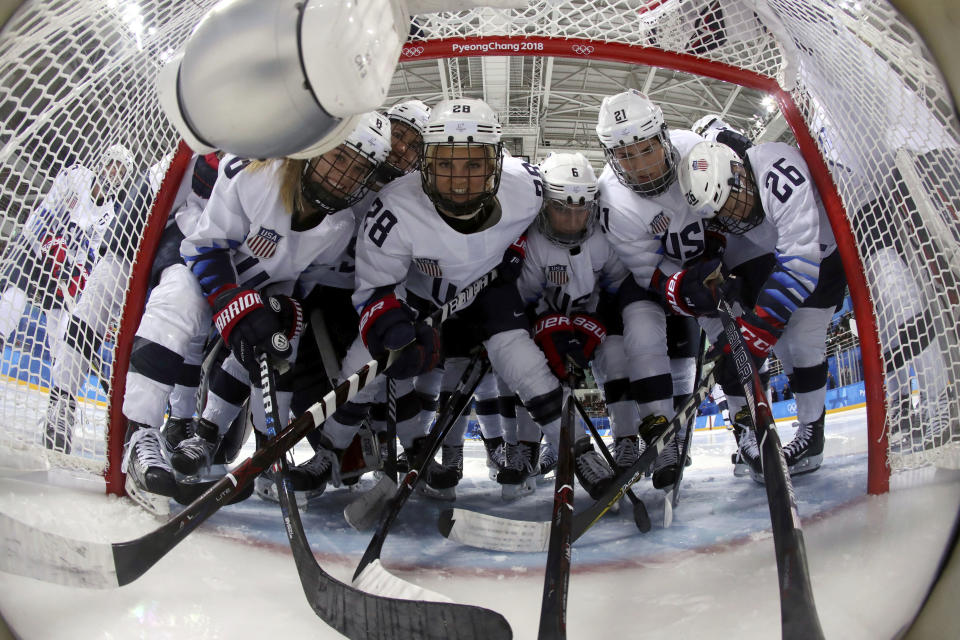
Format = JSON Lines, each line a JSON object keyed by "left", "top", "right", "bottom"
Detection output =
{"left": 352, "top": 156, "right": 543, "bottom": 310}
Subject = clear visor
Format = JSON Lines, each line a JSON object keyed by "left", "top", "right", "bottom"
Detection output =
{"left": 537, "top": 198, "right": 598, "bottom": 247}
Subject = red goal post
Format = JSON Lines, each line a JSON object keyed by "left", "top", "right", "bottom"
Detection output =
{"left": 0, "top": 0, "right": 957, "bottom": 498}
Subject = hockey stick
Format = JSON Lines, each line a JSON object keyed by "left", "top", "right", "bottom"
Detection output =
{"left": 0, "top": 353, "right": 386, "bottom": 588}
{"left": 664, "top": 330, "right": 708, "bottom": 528}
{"left": 715, "top": 282, "right": 825, "bottom": 640}
{"left": 436, "top": 356, "right": 720, "bottom": 553}
{"left": 573, "top": 395, "right": 650, "bottom": 533}
{"left": 343, "top": 376, "right": 399, "bottom": 531}
{"left": 257, "top": 353, "right": 511, "bottom": 639}
{"left": 353, "top": 352, "right": 491, "bottom": 586}
{"left": 343, "top": 268, "right": 500, "bottom": 531}
{"left": 537, "top": 384, "right": 575, "bottom": 640}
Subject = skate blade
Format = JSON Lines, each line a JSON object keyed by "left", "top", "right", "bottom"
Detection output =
{"left": 253, "top": 476, "right": 310, "bottom": 509}
{"left": 788, "top": 454, "right": 823, "bottom": 476}
{"left": 500, "top": 478, "right": 535, "bottom": 501}
{"left": 415, "top": 484, "right": 456, "bottom": 501}
{"left": 125, "top": 476, "right": 170, "bottom": 517}
{"left": 732, "top": 462, "right": 749, "bottom": 477}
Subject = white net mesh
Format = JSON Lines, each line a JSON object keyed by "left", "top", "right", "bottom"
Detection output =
{"left": 0, "top": 0, "right": 957, "bottom": 491}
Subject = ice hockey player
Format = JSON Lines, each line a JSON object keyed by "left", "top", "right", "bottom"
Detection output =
{"left": 594, "top": 89, "right": 709, "bottom": 492}
{"left": 513, "top": 151, "right": 634, "bottom": 496}
{"left": 677, "top": 139, "right": 846, "bottom": 478}
{"left": 253, "top": 99, "right": 437, "bottom": 502}
{"left": 353, "top": 97, "right": 615, "bottom": 501}
{"left": 43, "top": 151, "right": 211, "bottom": 456}
{"left": 0, "top": 144, "right": 133, "bottom": 360}
{"left": 121, "top": 113, "right": 389, "bottom": 514}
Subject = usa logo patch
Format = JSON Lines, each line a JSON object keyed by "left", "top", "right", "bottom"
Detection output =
{"left": 414, "top": 257, "right": 443, "bottom": 278}
{"left": 650, "top": 212, "right": 670, "bottom": 235}
{"left": 246, "top": 227, "right": 282, "bottom": 259}
{"left": 547, "top": 264, "right": 569, "bottom": 285}
{"left": 692, "top": 158, "right": 709, "bottom": 171}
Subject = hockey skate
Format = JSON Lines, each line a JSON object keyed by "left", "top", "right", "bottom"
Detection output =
{"left": 254, "top": 469, "right": 309, "bottom": 509}
{"left": 535, "top": 440, "right": 558, "bottom": 484}
{"left": 170, "top": 418, "right": 219, "bottom": 476}
{"left": 43, "top": 387, "right": 75, "bottom": 455}
{"left": 613, "top": 435, "right": 641, "bottom": 475}
{"left": 122, "top": 421, "right": 177, "bottom": 516}
{"left": 783, "top": 410, "right": 825, "bottom": 475}
{"left": 573, "top": 437, "right": 614, "bottom": 500}
{"left": 481, "top": 435, "right": 507, "bottom": 480}
{"left": 161, "top": 416, "right": 195, "bottom": 452}
{"left": 404, "top": 436, "right": 459, "bottom": 501}
{"left": 497, "top": 440, "right": 538, "bottom": 500}
{"left": 651, "top": 435, "right": 680, "bottom": 490}
{"left": 731, "top": 409, "right": 763, "bottom": 483}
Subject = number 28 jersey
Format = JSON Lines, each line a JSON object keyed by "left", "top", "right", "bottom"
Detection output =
{"left": 353, "top": 156, "right": 543, "bottom": 310}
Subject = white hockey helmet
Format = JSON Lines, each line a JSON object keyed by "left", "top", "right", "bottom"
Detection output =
{"left": 377, "top": 99, "right": 431, "bottom": 182}
{"left": 420, "top": 98, "right": 504, "bottom": 218}
{"left": 301, "top": 111, "right": 390, "bottom": 214}
{"left": 693, "top": 114, "right": 728, "bottom": 137}
{"left": 387, "top": 99, "right": 431, "bottom": 136}
{"left": 679, "top": 140, "right": 761, "bottom": 234}
{"left": 96, "top": 144, "right": 134, "bottom": 200}
{"left": 156, "top": 0, "right": 406, "bottom": 159}
{"left": 536, "top": 152, "right": 599, "bottom": 248}
{"left": 596, "top": 89, "right": 678, "bottom": 196}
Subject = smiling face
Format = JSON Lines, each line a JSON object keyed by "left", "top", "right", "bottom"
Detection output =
{"left": 421, "top": 142, "right": 501, "bottom": 217}
{"left": 384, "top": 120, "right": 423, "bottom": 176}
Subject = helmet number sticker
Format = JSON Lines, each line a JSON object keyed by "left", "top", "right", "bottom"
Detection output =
{"left": 613, "top": 108, "right": 627, "bottom": 123}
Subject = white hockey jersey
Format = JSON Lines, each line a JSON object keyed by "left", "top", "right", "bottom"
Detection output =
{"left": 517, "top": 225, "right": 629, "bottom": 316}
{"left": 180, "top": 156, "right": 355, "bottom": 298}
{"left": 723, "top": 142, "right": 837, "bottom": 290}
{"left": 353, "top": 155, "right": 543, "bottom": 310}
{"left": 24, "top": 165, "right": 118, "bottom": 267}
{"left": 597, "top": 129, "right": 708, "bottom": 288}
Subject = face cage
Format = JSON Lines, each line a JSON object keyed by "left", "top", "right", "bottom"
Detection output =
{"left": 604, "top": 129, "right": 678, "bottom": 197}
{"left": 536, "top": 199, "right": 599, "bottom": 249}
{"left": 374, "top": 120, "right": 423, "bottom": 184}
{"left": 95, "top": 162, "right": 128, "bottom": 201}
{"left": 713, "top": 177, "right": 763, "bottom": 235}
{"left": 420, "top": 141, "right": 503, "bottom": 217}
{"left": 300, "top": 149, "right": 376, "bottom": 214}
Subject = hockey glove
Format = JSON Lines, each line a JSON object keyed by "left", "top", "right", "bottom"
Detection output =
{"left": 498, "top": 235, "right": 527, "bottom": 283}
{"left": 359, "top": 293, "right": 440, "bottom": 379}
{"left": 653, "top": 257, "right": 726, "bottom": 318}
{"left": 570, "top": 313, "right": 607, "bottom": 362}
{"left": 533, "top": 313, "right": 588, "bottom": 380}
{"left": 211, "top": 286, "right": 297, "bottom": 378}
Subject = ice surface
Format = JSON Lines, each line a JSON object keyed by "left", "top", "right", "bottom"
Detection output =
{"left": 0, "top": 406, "right": 958, "bottom": 639}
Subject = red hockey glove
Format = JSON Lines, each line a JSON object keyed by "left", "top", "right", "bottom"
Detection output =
{"left": 359, "top": 293, "right": 440, "bottom": 379}
{"left": 653, "top": 258, "right": 725, "bottom": 318}
{"left": 533, "top": 313, "right": 587, "bottom": 380}
{"left": 571, "top": 313, "right": 607, "bottom": 362}
{"left": 211, "top": 286, "right": 294, "bottom": 378}
{"left": 498, "top": 235, "right": 527, "bottom": 283}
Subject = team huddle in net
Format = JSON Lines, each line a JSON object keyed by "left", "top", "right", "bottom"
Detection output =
{"left": 32, "top": 79, "right": 847, "bottom": 517}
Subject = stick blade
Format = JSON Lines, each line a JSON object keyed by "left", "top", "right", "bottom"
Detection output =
{"left": 439, "top": 508, "right": 550, "bottom": 553}
{"left": 0, "top": 512, "right": 119, "bottom": 588}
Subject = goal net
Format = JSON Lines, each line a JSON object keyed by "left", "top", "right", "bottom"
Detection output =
{"left": 0, "top": 0, "right": 957, "bottom": 495}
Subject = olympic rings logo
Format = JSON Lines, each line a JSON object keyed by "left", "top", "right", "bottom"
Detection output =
{"left": 572, "top": 44, "right": 594, "bottom": 56}
{"left": 402, "top": 46, "right": 424, "bottom": 57}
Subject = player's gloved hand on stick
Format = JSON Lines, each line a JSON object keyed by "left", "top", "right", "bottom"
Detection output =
{"left": 570, "top": 313, "right": 607, "bottom": 362}
{"left": 210, "top": 285, "right": 300, "bottom": 379}
{"left": 653, "top": 257, "right": 728, "bottom": 317}
{"left": 360, "top": 293, "right": 440, "bottom": 379}
{"left": 533, "top": 313, "right": 588, "bottom": 381}
{"left": 497, "top": 235, "right": 527, "bottom": 283}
